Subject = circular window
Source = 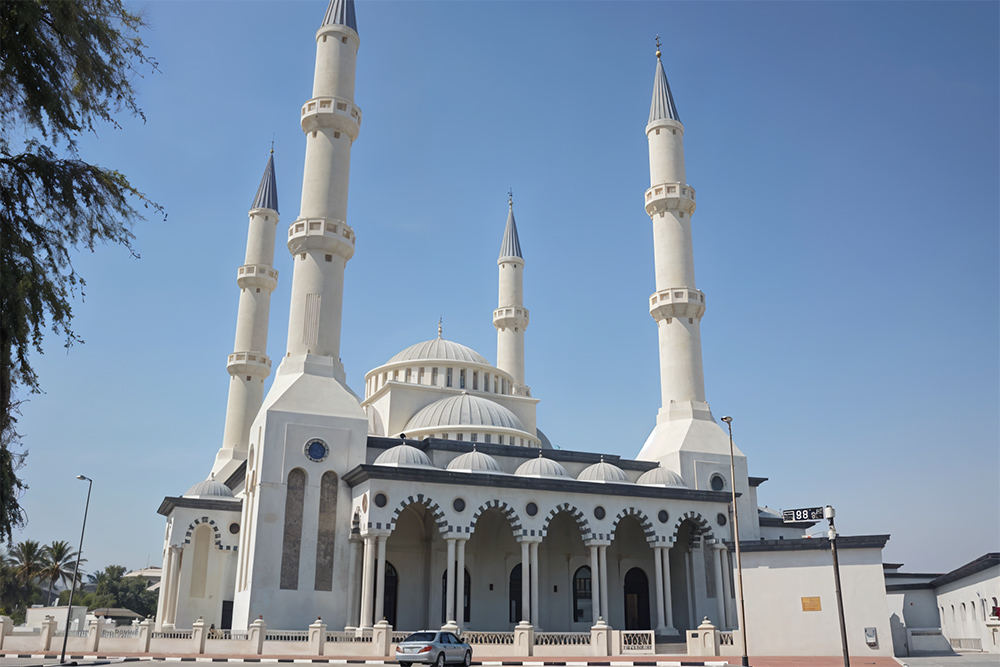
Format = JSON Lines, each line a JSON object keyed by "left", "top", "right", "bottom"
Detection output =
{"left": 710, "top": 474, "right": 725, "bottom": 491}
{"left": 717, "top": 513, "right": 728, "bottom": 526}
{"left": 453, "top": 498, "right": 466, "bottom": 512}
{"left": 305, "top": 439, "right": 329, "bottom": 463}
{"left": 594, "top": 506, "right": 606, "bottom": 520}
{"left": 526, "top": 502, "right": 538, "bottom": 517}
{"left": 374, "top": 493, "right": 387, "bottom": 508}
{"left": 658, "top": 510, "right": 669, "bottom": 524}
{"left": 229, "top": 523, "right": 240, "bottom": 535}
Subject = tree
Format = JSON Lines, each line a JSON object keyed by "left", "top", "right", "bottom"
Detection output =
{"left": 0, "top": 0, "right": 163, "bottom": 543}
{"left": 60, "top": 563, "right": 157, "bottom": 618}
{"left": 40, "top": 539, "right": 83, "bottom": 604}
{"left": 0, "top": 540, "right": 44, "bottom": 620}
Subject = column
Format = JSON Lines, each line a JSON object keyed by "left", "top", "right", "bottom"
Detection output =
{"left": 530, "top": 541, "right": 540, "bottom": 630}
{"left": 589, "top": 545, "right": 601, "bottom": 625}
{"left": 346, "top": 536, "right": 361, "bottom": 629}
{"left": 360, "top": 535, "right": 375, "bottom": 629}
{"left": 653, "top": 546, "right": 666, "bottom": 632}
{"left": 598, "top": 545, "right": 610, "bottom": 623}
{"left": 520, "top": 540, "right": 530, "bottom": 623}
{"left": 375, "top": 535, "right": 387, "bottom": 624}
{"left": 661, "top": 547, "right": 676, "bottom": 633}
{"left": 446, "top": 538, "right": 457, "bottom": 623}
{"left": 166, "top": 546, "right": 182, "bottom": 625}
{"left": 456, "top": 538, "right": 467, "bottom": 627}
{"left": 712, "top": 543, "right": 726, "bottom": 628}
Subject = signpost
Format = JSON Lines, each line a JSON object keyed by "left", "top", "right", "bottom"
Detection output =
{"left": 783, "top": 505, "right": 849, "bottom": 667}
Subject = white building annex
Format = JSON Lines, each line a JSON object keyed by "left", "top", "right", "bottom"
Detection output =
{"left": 153, "top": 0, "right": 896, "bottom": 656}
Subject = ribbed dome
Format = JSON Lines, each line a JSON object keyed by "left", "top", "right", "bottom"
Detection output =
{"left": 636, "top": 466, "right": 686, "bottom": 487}
{"left": 515, "top": 455, "right": 569, "bottom": 479}
{"left": 184, "top": 478, "right": 235, "bottom": 499}
{"left": 374, "top": 444, "right": 435, "bottom": 468}
{"left": 447, "top": 449, "right": 505, "bottom": 474}
{"left": 578, "top": 459, "right": 631, "bottom": 484}
{"left": 405, "top": 394, "right": 527, "bottom": 433}
{"left": 759, "top": 506, "right": 782, "bottom": 519}
{"left": 388, "top": 338, "right": 490, "bottom": 366}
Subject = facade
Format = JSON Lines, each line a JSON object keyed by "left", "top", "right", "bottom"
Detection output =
{"left": 153, "top": 0, "right": 896, "bottom": 656}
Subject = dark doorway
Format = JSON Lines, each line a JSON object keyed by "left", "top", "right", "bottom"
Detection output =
{"left": 623, "top": 567, "right": 651, "bottom": 630}
{"left": 384, "top": 562, "right": 398, "bottom": 627}
{"left": 220, "top": 600, "right": 234, "bottom": 630}
{"left": 440, "top": 567, "right": 471, "bottom": 624}
{"left": 509, "top": 564, "right": 522, "bottom": 624}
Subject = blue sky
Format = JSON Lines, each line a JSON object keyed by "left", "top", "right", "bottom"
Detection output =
{"left": 11, "top": 1, "right": 998, "bottom": 578}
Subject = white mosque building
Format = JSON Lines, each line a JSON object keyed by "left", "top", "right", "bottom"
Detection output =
{"left": 153, "top": 0, "right": 897, "bottom": 656}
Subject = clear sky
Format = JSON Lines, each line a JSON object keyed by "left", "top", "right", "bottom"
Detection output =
{"left": 11, "top": 1, "right": 998, "bottom": 579}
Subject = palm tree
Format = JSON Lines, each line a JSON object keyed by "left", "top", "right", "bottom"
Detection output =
{"left": 40, "top": 540, "right": 82, "bottom": 605}
{"left": 9, "top": 539, "right": 44, "bottom": 588}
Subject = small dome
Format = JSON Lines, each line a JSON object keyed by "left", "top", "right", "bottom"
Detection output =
{"left": 405, "top": 393, "right": 528, "bottom": 433}
{"left": 447, "top": 448, "right": 505, "bottom": 474}
{"left": 184, "top": 478, "right": 235, "bottom": 499}
{"left": 758, "top": 506, "right": 782, "bottom": 519}
{"left": 388, "top": 338, "right": 490, "bottom": 366}
{"left": 636, "top": 466, "right": 686, "bottom": 487}
{"left": 515, "top": 455, "right": 569, "bottom": 479}
{"left": 374, "top": 444, "right": 435, "bottom": 468}
{"left": 578, "top": 458, "right": 631, "bottom": 484}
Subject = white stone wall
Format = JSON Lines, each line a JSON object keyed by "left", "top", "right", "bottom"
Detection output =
{"left": 936, "top": 563, "right": 1000, "bottom": 652}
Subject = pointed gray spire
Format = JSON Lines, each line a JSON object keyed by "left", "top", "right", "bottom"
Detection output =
{"left": 649, "top": 55, "right": 680, "bottom": 124}
{"left": 499, "top": 196, "right": 523, "bottom": 260}
{"left": 322, "top": 0, "right": 357, "bottom": 33}
{"left": 251, "top": 152, "right": 278, "bottom": 213}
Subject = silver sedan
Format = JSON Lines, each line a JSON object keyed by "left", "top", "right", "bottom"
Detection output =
{"left": 395, "top": 631, "right": 472, "bottom": 667}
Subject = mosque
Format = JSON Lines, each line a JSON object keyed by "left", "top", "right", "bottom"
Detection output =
{"left": 153, "top": 0, "right": 896, "bottom": 656}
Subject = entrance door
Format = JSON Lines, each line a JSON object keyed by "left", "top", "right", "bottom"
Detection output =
{"left": 623, "top": 568, "right": 650, "bottom": 630}
{"left": 220, "top": 601, "right": 234, "bottom": 630}
{"left": 384, "top": 562, "right": 398, "bottom": 627}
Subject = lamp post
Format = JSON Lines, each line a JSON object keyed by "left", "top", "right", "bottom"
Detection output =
{"left": 60, "top": 475, "right": 92, "bottom": 664}
{"left": 720, "top": 416, "right": 749, "bottom": 667}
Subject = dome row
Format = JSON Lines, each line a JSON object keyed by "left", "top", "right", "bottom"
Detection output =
{"left": 373, "top": 444, "right": 686, "bottom": 487}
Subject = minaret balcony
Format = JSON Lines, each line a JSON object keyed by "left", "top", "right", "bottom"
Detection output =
{"left": 301, "top": 96, "right": 361, "bottom": 140}
{"left": 236, "top": 264, "right": 278, "bottom": 292}
{"left": 493, "top": 306, "right": 529, "bottom": 331}
{"left": 645, "top": 182, "right": 696, "bottom": 217}
{"left": 649, "top": 288, "right": 706, "bottom": 321}
{"left": 227, "top": 351, "right": 272, "bottom": 378}
{"left": 287, "top": 217, "right": 356, "bottom": 260}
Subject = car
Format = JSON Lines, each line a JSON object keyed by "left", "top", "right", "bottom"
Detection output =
{"left": 394, "top": 630, "right": 472, "bottom": 667}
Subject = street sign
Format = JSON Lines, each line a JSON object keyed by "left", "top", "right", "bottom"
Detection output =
{"left": 783, "top": 506, "right": 824, "bottom": 522}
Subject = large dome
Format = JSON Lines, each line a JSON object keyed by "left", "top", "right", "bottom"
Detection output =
{"left": 388, "top": 338, "right": 490, "bottom": 366}
{"left": 405, "top": 393, "right": 528, "bottom": 432}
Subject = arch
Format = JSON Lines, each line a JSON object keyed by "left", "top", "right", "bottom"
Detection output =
{"left": 314, "top": 470, "right": 338, "bottom": 591}
{"left": 541, "top": 503, "right": 592, "bottom": 540}
{"left": 280, "top": 467, "right": 306, "bottom": 590}
{"left": 469, "top": 499, "right": 522, "bottom": 535}
{"left": 623, "top": 567, "right": 651, "bottom": 630}
{"left": 182, "top": 517, "right": 236, "bottom": 552}
{"left": 188, "top": 524, "right": 213, "bottom": 598}
{"left": 611, "top": 508, "right": 657, "bottom": 544}
{"left": 389, "top": 493, "right": 448, "bottom": 535}
{"left": 669, "top": 511, "right": 716, "bottom": 544}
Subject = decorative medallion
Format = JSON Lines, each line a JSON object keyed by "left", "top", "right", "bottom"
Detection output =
{"left": 526, "top": 502, "right": 538, "bottom": 517}
{"left": 374, "top": 492, "right": 387, "bottom": 508}
{"left": 453, "top": 498, "right": 466, "bottom": 512}
{"left": 658, "top": 510, "right": 669, "bottom": 524}
{"left": 305, "top": 439, "right": 330, "bottom": 463}
{"left": 594, "top": 506, "right": 606, "bottom": 520}
{"left": 717, "top": 513, "right": 727, "bottom": 526}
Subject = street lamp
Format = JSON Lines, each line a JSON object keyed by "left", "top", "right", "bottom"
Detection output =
{"left": 60, "top": 475, "right": 92, "bottom": 664}
{"left": 721, "top": 416, "right": 749, "bottom": 667}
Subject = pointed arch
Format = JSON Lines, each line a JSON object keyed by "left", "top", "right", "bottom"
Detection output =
{"left": 469, "top": 499, "right": 522, "bottom": 536}
{"left": 541, "top": 502, "right": 592, "bottom": 540}
{"left": 669, "top": 511, "right": 715, "bottom": 545}
{"left": 389, "top": 493, "right": 448, "bottom": 535}
{"left": 182, "top": 517, "right": 236, "bottom": 552}
{"left": 612, "top": 507, "right": 657, "bottom": 545}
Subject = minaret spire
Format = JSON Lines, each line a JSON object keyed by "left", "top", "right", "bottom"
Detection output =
{"left": 211, "top": 151, "right": 280, "bottom": 479}
{"left": 494, "top": 194, "right": 530, "bottom": 396}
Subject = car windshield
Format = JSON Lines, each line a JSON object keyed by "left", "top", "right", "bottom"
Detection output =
{"left": 402, "top": 632, "right": 437, "bottom": 643}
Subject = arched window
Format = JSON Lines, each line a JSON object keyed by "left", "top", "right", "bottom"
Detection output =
{"left": 188, "top": 524, "right": 212, "bottom": 598}
{"left": 573, "top": 566, "right": 592, "bottom": 622}
{"left": 623, "top": 567, "right": 651, "bottom": 630}
{"left": 383, "top": 561, "right": 398, "bottom": 627}
{"left": 509, "top": 564, "right": 522, "bottom": 623}
{"left": 314, "top": 471, "right": 338, "bottom": 591}
{"left": 280, "top": 468, "right": 306, "bottom": 589}
{"left": 440, "top": 568, "right": 471, "bottom": 623}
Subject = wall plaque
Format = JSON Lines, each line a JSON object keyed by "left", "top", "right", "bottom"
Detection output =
{"left": 801, "top": 596, "right": 822, "bottom": 611}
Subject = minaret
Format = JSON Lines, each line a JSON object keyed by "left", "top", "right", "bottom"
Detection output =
{"left": 494, "top": 194, "right": 530, "bottom": 397}
{"left": 211, "top": 153, "right": 279, "bottom": 481}
{"left": 636, "top": 43, "right": 756, "bottom": 538}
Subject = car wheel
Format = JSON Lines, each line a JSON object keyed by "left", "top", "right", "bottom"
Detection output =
{"left": 400, "top": 663, "right": 411, "bottom": 667}
{"left": 435, "top": 653, "right": 445, "bottom": 667}
{"left": 463, "top": 652, "right": 471, "bottom": 667}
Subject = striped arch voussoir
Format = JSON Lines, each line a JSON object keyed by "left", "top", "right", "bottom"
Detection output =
{"left": 390, "top": 493, "right": 448, "bottom": 535}
{"left": 183, "top": 516, "right": 238, "bottom": 552}
{"left": 469, "top": 499, "right": 523, "bottom": 535}
{"left": 542, "top": 503, "right": 592, "bottom": 541}
{"left": 670, "top": 511, "right": 715, "bottom": 545}
{"left": 612, "top": 507, "right": 657, "bottom": 545}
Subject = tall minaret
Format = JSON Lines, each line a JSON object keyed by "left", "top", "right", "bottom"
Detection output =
{"left": 636, "top": 43, "right": 756, "bottom": 538}
{"left": 212, "top": 153, "right": 279, "bottom": 481}
{"left": 494, "top": 195, "right": 530, "bottom": 397}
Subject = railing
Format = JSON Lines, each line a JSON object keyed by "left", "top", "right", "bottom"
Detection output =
{"left": 264, "top": 630, "right": 309, "bottom": 642}
{"left": 950, "top": 637, "right": 983, "bottom": 651}
{"left": 534, "top": 632, "right": 590, "bottom": 645}
{"left": 391, "top": 631, "right": 410, "bottom": 642}
{"left": 55, "top": 629, "right": 89, "bottom": 637}
{"left": 461, "top": 631, "right": 515, "bottom": 645}
{"left": 620, "top": 630, "right": 655, "bottom": 653}
{"left": 11, "top": 627, "right": 41, "bottom": 636}
{"left": 103, "top": 627, "right": 140, "bottom": 638}
{"left": 152, "top": 629, "right": 193, "bottom": 639}
{"left": 326, "top": 631, "right": 372, "bottom": 643}
{"left": 209, "top": 630, "right": 248, "bottom": 640}
{"left": 720, "top": 632, "right": 734, "bottom": 645}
